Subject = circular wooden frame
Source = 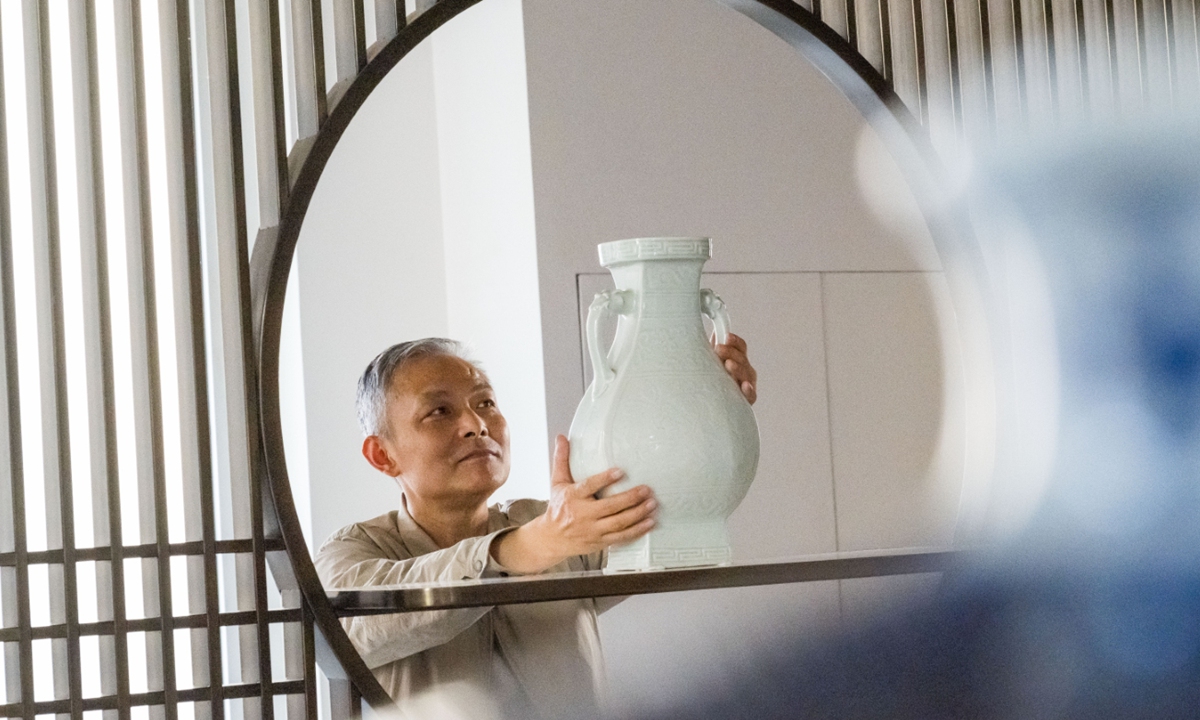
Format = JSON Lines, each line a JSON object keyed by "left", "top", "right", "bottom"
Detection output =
{"left": 249, "top": 0, "right": 987, "bottom": 708}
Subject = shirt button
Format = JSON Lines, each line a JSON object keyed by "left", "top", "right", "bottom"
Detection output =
{"left": 473, "top": 559, "right": 484, "bottom": 572}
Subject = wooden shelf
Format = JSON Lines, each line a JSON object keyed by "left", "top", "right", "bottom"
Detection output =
{"left": 328, "top": 548, "right": 962, "bottom": 615}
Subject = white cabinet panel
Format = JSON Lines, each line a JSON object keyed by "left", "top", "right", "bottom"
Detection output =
{"left": 600, "top": 583, "right": 840, "bottom": 716}
{"left": 823, "top": 271, "right": 964, "bottom": 553}
{"left": 580, "top": 271, "right": 842, "bottom": 712}
{"left": 702, "top": 273, "right": 838, "bottom": 559}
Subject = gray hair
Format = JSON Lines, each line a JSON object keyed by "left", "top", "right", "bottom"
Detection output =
{"left": 355, "top": 338, "right": 481, "bottom": 437}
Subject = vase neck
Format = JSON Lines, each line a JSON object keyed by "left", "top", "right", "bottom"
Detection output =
{"left": 609, "top": 258, "right": 704, "bottom": 298}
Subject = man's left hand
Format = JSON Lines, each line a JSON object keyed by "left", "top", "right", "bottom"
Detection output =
{"left": 714, "top": 332, "right": 757, "bottom": 405}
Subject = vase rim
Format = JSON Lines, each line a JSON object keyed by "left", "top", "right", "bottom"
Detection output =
{"left": 598, "top": 237, "right": 712, "bottom": 267}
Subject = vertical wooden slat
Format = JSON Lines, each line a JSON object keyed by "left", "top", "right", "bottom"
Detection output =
{"left": 309, "top": 0, "right": 327, "bottom": 125}
{"left": 125, "top": 0, "right": 178, "bottom": 716}
{"left": 846, "top": 0, "right": 859, "bottom": 49}
{"left": 1042, "top": 0, "right": 1059, "bottom": 113}
{"left": 880, "top": 0, "right": 895, "bottom": 81}
{"left": 192, "top": 1, "right": 247, "bottom": 717}
{"left": 352, "top": 1, "right": 367, "bottom": 71}
{"left": 31, "top": 3, "right": 84, "bottom": 718}
{"left": 348, "top": 683, "right": 361, "bottom": 720}
{"left": 81, "top": 2, "right": 132, "bottom": 717}
{"left": 1191, "top": 1, "right": 1200, "bottom": 103}
{"left": 1104, "top": 0, "right": 1120, "bottom": 107}
{"left": 256, "top": 0, "right": 292, "bottom": 714}
{"left": 913, "top": 0, "right": 928, "bottom": 123}
{"left": 289, "top": 0, "right": 319, "bottom": 140}
{"left": 978, "top": 0, "right": 996, "bottom": 130}
{"left": 945, "top": 0, "right": 964, "bottom": 137}
{"left": 165, "top": 1, "right": 219, "bottom": 718}
{"left": 394, "top": 0, "right": 407, "bottom": 29}
{"left": 372, "top": 1, "right": 398, "bottom": 47}
{"left": 66, "top": 0, "right": 105, "bottom": 564}
{"left": 179, "top": 0, "right": 216, "bottom": 691}
{"left": 330, "top": 0, "right": 357, "bottom": 91}
{"left": 0, "top": 10, "right": 37, "bottom": 718}
{"left": 853, "top": 0, "right": 883, "bottom": 70}
{"left": 268, "top": 0, "right": 290, "bottom": 208}
{"left": 1134, "top": 0, "right": 1149, "bottom": 103}
{"left": 1163, "top": 0, "right": 1177, "bottom": 105}
{"left": 325, "top": 680, "right": 350, "bottom": 720}
{"left": 204, "top": 1, "right": 256, "bottom": 718}
{"left": 1012, "top": 0, "right": 1028, "bottom": 121}
{"left": 149, "top": 0, "right": 199, "bottom": 713}
{"left": 1137, "top": 0, "right": 1171, "bottom": 107}
{"left": 887, "top": 0, "right": 921, "bottom": 119}
{"left": 225, "top": 6, "right": 267, "bottom": 720}
{"left": 300, "top": 605, "right": 315, "bottom": 720}
{"left": 1128, "top": 0, "right": 1147, "bottom": 105}
{"left": 248, "top": 0, "right": 283, "bottom": 230}
{"left": 1073, "top": 0, "right": 1089, "bottom": 107}
{"left": 280, "top": 591, "right": 303, "bottom": 720}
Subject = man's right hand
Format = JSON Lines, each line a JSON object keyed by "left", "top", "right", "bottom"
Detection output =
{"left": 490, "top": 435, "right": 657, "bottom": 574}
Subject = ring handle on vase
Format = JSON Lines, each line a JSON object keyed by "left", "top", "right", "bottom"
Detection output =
{"left": 701, "top": 288, "right": 731, "bottom": 346}
{"left": 585, "top": 289, "right": 632, "bottom": 399}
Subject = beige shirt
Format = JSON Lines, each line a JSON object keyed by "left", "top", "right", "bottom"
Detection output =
{"left": 314, "top": 498, "right": 608, "bottom": 718}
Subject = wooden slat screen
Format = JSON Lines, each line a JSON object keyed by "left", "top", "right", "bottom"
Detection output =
{"left": 0, "top": 1, "right": 1195, "bottom": 719}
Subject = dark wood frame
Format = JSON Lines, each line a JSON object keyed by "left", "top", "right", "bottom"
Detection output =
{"left": 248, "top": 0, "right": 984, "bottom": 712}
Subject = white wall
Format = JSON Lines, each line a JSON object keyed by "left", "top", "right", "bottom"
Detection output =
{"left": 432, "top": 0, "right": 549, "bottom": 503}
{"left": 284, "top": 0, "right": 547, "bottom": 552}
{"left": 521, "top": 0, "right": 970, "bottom": 713}
{"left": 287, "top": 40, "right": 449, "bottom": 553}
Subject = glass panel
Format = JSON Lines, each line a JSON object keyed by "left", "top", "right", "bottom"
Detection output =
{"left": 123, "top": 558, "right": 145, "bottom": 619}
{"left": 31, "top": 638, "right": 53, "bottom": 702}
{"left": 76, "top": 559, "right": 98, "bottom": 624}
{"left": 173, "top": 627, "right": 193, "bottom": 690}
{"left": 27, "top": 564, "right": 49, "bottom": 627}
{"left": 78, "top": 634, "right": 102, "bottom": 698}
{"left": 269, "top": 623, "right": 286, "bottom": 683}
{"left": 126, "top": 630, "right": 148, "bottom": 694}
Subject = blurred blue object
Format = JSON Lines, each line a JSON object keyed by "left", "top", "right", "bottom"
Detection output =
{"left": 991, "top": 128, "right": 1200, "bottom": 559}
{"left": 627, "top": 564, "right": 1200, "bottom": 720}
{"left": 620, "top": 127, "right": 1200, "bottom": 720}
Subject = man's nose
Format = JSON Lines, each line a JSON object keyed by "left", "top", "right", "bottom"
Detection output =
{"left": 461, "top": 408, "right": 488, "bottom": 438}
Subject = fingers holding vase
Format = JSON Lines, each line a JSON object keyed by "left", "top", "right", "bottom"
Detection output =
{"left": 714, "top": 332, "right": 757, "bottom": 405}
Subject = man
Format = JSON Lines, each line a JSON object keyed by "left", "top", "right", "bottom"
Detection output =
{"left": 315, "top": 336, "right": 757, "bottom": 718}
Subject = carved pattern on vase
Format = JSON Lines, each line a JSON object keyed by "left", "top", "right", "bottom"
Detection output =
{"left": 644, "top": 264, "right": 696, "bottom": 292}
{"left": 650, "top": 547, "right": 732, "bottom": 566}
{"left": 638, "top": 293, "right": 699, "bottom": 318}
{"left": 625, "top": 329, "right": 715, "bottom": 374}
{"left": 598, "top": 237, "right": 709, "bottom": 265}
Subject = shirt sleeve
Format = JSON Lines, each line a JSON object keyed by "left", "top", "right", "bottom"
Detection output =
{"left": 314, "top": 525, "right": 512, "bottom": 669}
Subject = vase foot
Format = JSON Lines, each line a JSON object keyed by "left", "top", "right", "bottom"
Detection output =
{"left": 604, "top": 524, "right": 733, "bottom": 571}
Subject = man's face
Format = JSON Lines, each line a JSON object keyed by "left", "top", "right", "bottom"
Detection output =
{"left": 378, "top": 354, "right": 510, "bottom": 508}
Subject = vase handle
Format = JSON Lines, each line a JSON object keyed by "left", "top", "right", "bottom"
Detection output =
{"left": 701, "top": 289, "right": 731, "bottom": 345}
{"left": 586, "top": 289, "right": 632, "bottom": 399}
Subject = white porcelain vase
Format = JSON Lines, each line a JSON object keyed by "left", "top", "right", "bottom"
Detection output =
{"left": 568, "top": 237, "right": 760, "bottom": 571}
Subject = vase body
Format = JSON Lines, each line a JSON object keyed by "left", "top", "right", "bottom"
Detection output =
{"left": 568, "top": 237, "right": 760, "bottom": 571}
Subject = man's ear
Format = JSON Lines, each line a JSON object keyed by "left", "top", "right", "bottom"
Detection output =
{"left": 362, "top": 435, "right": 399, "bottom": 476}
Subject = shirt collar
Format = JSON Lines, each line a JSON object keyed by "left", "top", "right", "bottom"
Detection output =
{"left": 395, "top": 494, "right": 509, "bottom": 554}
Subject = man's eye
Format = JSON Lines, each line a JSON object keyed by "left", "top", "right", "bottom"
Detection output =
{"left": 479, "top": 399, "right": 496, "bottom": 408}
{"left": 427, "top": 407, "right": 448, "bottom": 417}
